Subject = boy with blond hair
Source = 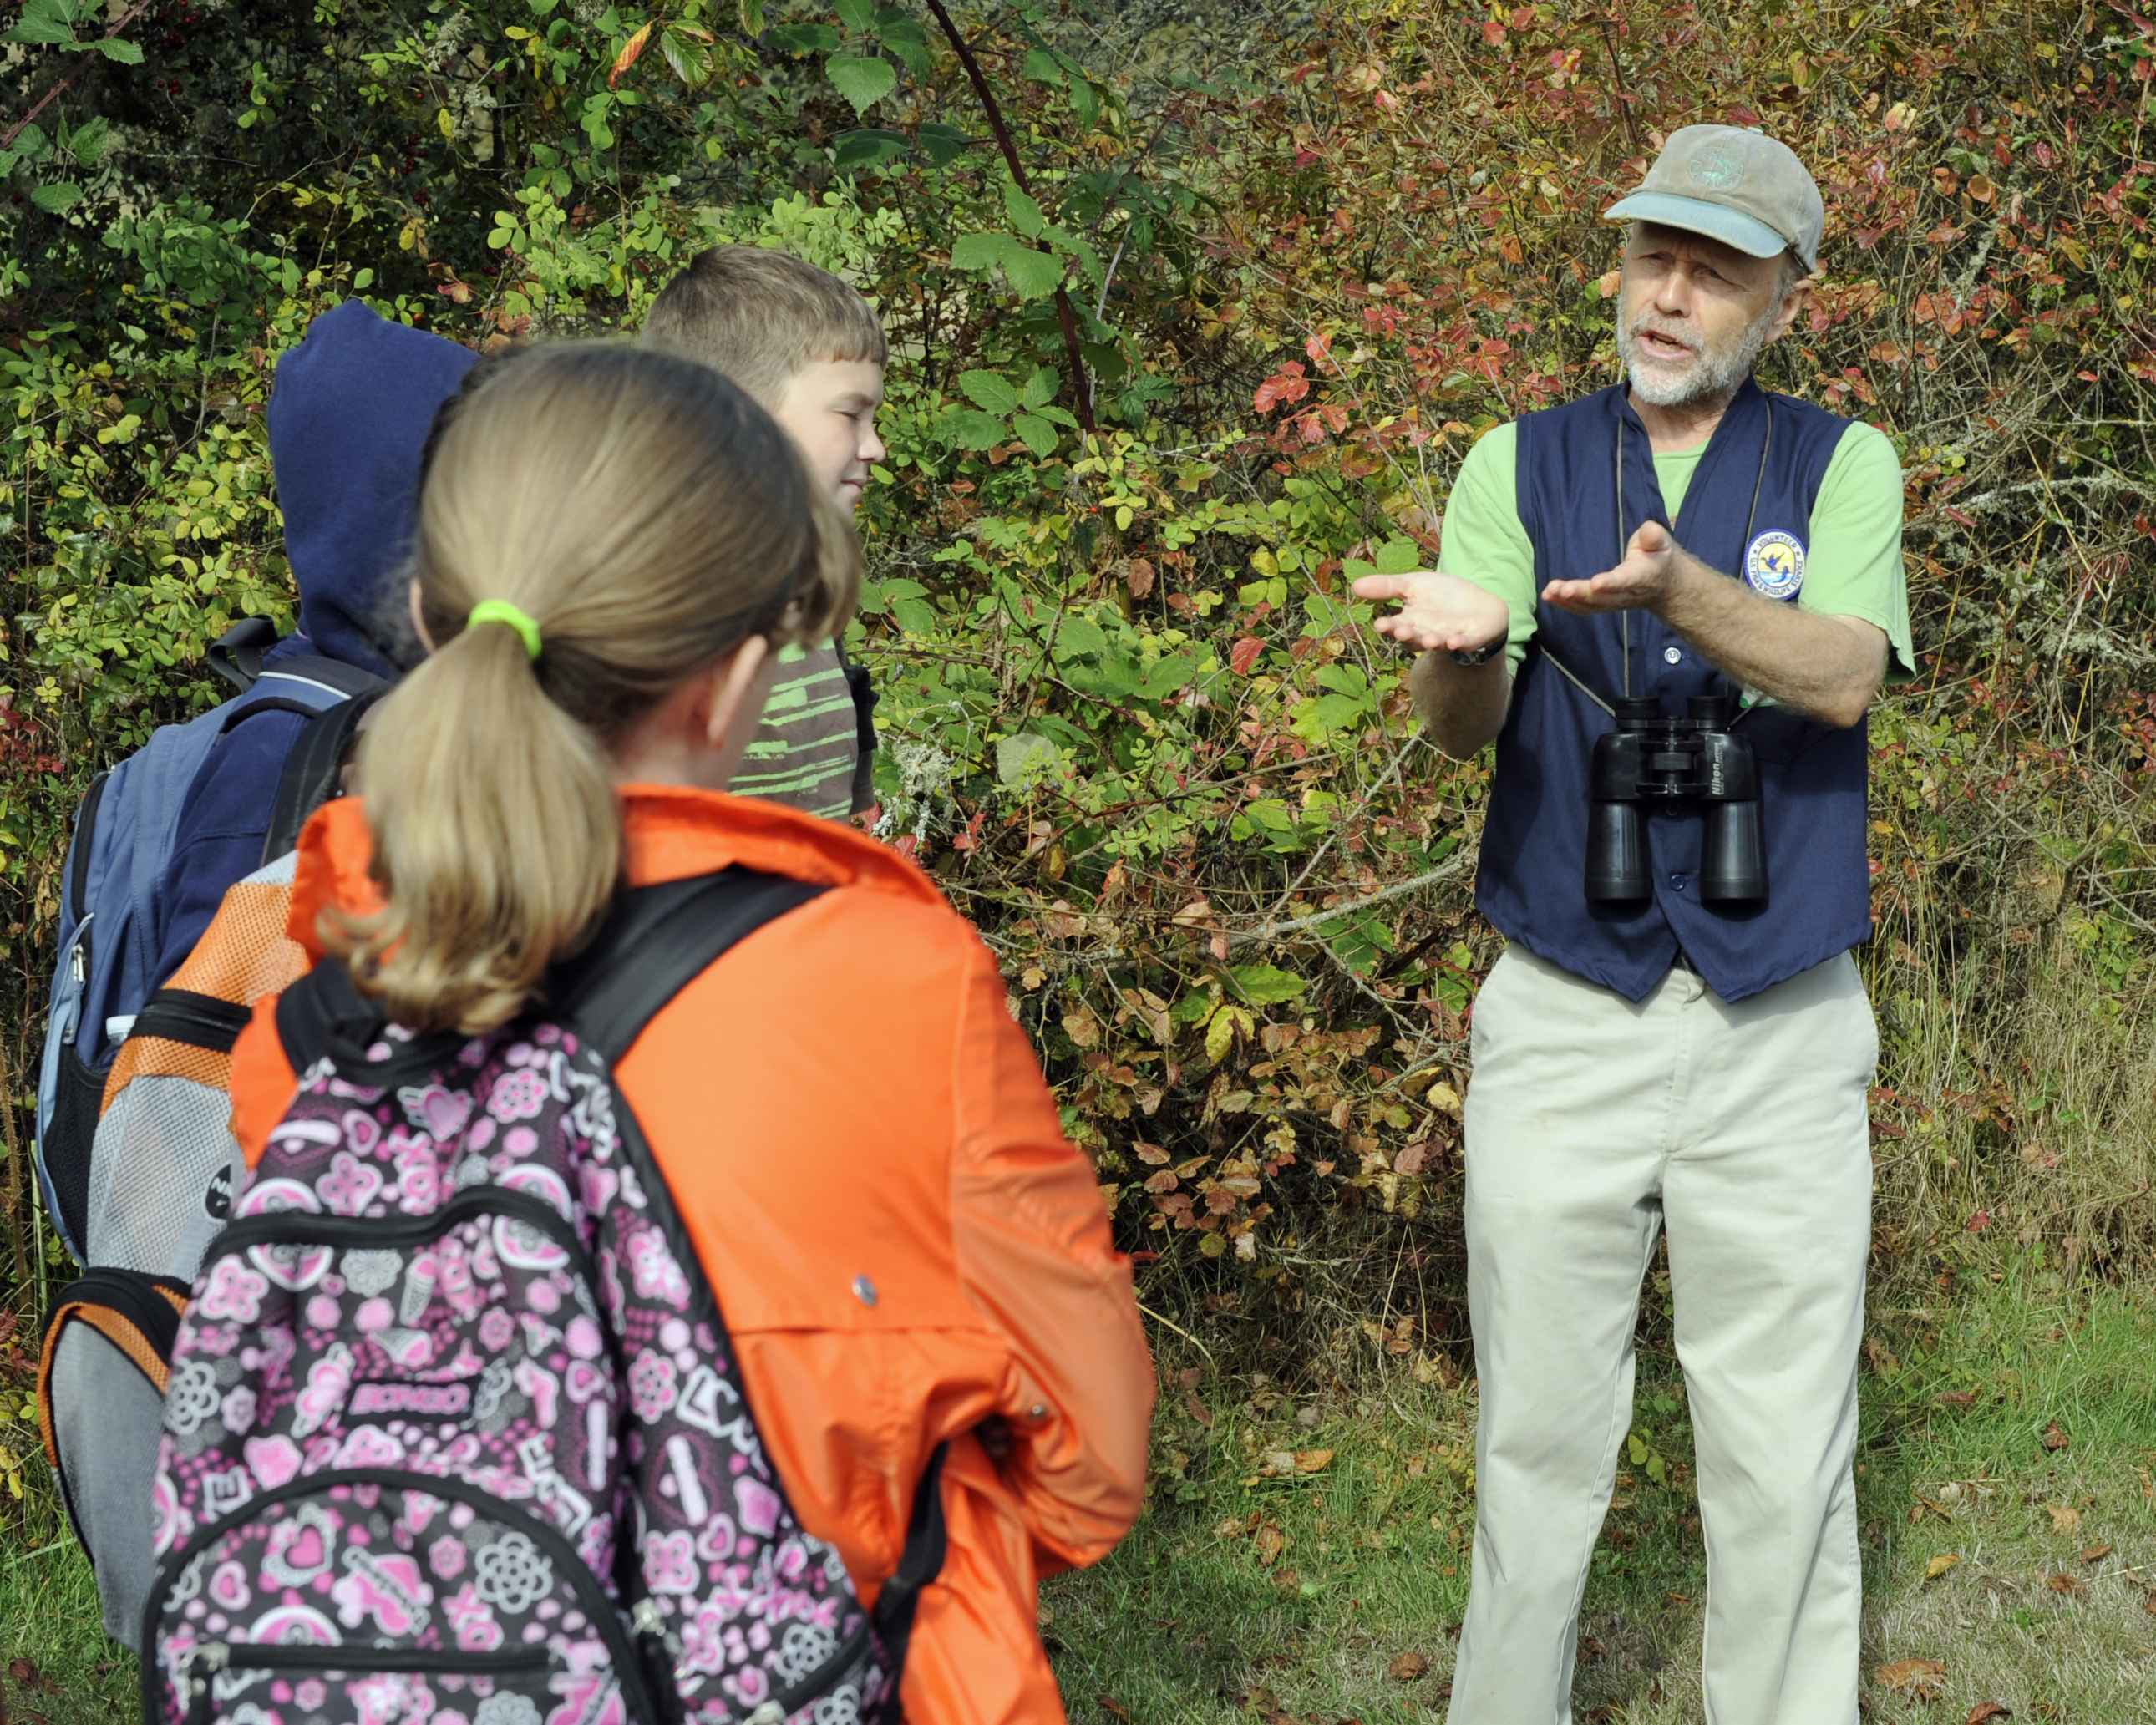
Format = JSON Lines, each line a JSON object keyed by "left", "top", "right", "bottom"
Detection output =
{"left": 642, "top": 245, "right": 888, "bottom": 819}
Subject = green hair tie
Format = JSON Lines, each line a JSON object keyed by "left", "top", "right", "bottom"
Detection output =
{"left": 465, "top": 599, "right": 542, "bottom": 662}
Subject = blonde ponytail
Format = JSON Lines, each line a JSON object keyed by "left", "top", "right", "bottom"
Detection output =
{"left": 327, "top": 341, "right": 859, "bottom": 1033}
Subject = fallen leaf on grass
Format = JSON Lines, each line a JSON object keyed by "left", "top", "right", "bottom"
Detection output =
{"left": 1877, "top": 1659, "right": 1947, "bottom": 1701}
{"left": 2046, "top": 1503, "right": 2081, "bottom": 1535}
{"left": 1254, "top": 1522, "right": 1287, "bottom": 1566}
{"left": 2046, "top": 1571, "right": 2087, "bottom": 1597}
{"left": 1925, "top": 1552, "right": 1963, "bottom": 1581}
{"left": 2081, "top": 1542, "right": 2113, "bottom": 1564}
{"left": 1966, "top": 1705, "right": 2013, "bottom": 1723}
{"left": 1387, "top": 1651, "right": 1430, "bottom": 1681}
{"left": 1096, "top": 1699, "right": 1133, "bottom": 1722}
{"left": 1295, "top": 1448, "right": 1334, "bottom": 1474}
{"left": 2042, "top": 1421, "right": 2070, "bottom": 1452}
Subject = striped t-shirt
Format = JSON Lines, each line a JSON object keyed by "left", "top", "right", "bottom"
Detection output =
{"left": 732, "top": 642, "right": 864, "bottom": 820}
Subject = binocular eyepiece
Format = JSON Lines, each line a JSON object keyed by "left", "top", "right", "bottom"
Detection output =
{"left": 1586, "top": 694, "right": 1765, "bottom": 905}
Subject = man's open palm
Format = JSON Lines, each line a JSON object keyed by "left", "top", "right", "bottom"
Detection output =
{"left": 1351, "top": 570, "right": 1511, "bottom": 655}
{"left": 1541, "top": 519, "right": 1679, "bottom": 614}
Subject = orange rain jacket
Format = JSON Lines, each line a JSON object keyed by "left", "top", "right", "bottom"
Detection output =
{"left": 226, "top": 786, "right": 1157, "bottom": 1723}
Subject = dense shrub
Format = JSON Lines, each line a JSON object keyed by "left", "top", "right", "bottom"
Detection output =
{"left": 4, "top": 0, "right": 2152, "bottom": 1378}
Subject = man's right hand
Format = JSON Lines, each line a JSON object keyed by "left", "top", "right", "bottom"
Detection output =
{"left": 1351, "top": 571, "right": 1511, "bottom": 657}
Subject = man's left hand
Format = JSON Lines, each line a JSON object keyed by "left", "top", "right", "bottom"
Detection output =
{"left": 1541, "top": 520, "right": 1682, "bottom": 614}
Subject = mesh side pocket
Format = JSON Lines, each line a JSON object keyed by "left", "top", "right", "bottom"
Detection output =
{"left": 84, "top": 1072, "right": 246, "bottom": 1278}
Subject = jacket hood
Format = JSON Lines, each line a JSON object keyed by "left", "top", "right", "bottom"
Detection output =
{"left": 270, "top": 302, "right": 477, "bottom": 677}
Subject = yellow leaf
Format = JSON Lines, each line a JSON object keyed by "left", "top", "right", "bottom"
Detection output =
{"left": 2047, "top": 1503, "right": 2081, "bottom": 1535}
{"left": 1205, "top": 1005, "right": 1236, "bottom": 1063}
{"left": 1294, "top": 1448, "right": 1334, "bottom": 1474}
{"left": 437, "top": 105, "right": 454, "bottom": 140}
{"left": 1925, "top": 1551, "right": 1961, "bottom": 1581}
{"left": 1788, "top": 52, "right": 1811, "bottom": 88}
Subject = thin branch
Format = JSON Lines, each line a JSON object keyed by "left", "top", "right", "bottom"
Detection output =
{"left": 918, "top": 0, "right": 1096, "bottom": 434}
{"left": 2, "top": 0, "right": 162, "bottom": 155}
{"left": 1227, "top": 853, "right": 1474, "bottom": 947}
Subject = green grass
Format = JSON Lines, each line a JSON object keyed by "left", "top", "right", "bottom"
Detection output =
{"left": 6, "top": 1266, "right": 2153, "bottom": 1722}
{"left": 1044, "top": 1265, "right": 2156, "bottom": 1722}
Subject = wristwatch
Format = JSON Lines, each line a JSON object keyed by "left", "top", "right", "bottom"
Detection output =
{"left": 1448, "top": 638, "right": 1504, "bottom": 667}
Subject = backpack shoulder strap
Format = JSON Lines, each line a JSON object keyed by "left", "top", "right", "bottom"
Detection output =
{"left": 272, "top": 868, "right": 828, "bottom": 1079}
{"left": 261, "top": 690, "right": 383, "bottom": 865}
{"left": 256, "top": 655, "right": 388, "bottom": 703}
{"left": 206, "top": 617, "right": 279, "bottom": 693}
{"left": 554, "top": 868, "right": 828, "bottom": 1065}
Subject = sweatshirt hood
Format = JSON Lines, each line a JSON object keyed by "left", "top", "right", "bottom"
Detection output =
{"left": 269, "top": 301, "right": 477, "bottom": 677}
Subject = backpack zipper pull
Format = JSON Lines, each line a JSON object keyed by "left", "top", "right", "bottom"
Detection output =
{"left": 629, "top": 1597, "right": 666, "bottom": 1639}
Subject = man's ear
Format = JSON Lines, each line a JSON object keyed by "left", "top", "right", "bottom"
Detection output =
{"left": 701, "top": 635, "right": 774, "bottom": 753}
{"left": 1768, "top": 275, "right": 1814, "bottom": 345}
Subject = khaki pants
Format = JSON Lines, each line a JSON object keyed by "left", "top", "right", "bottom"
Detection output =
{"left": 1447, "top": 946, "right": 1876, "bottom": 1724}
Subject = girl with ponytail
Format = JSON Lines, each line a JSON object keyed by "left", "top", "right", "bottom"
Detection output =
{"left": 223, "top": 340, "right": 1154, "bottom": 1724}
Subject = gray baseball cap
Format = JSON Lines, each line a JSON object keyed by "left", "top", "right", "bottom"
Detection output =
{"left": 1604, "top": 124, "right": 1824, "bottom": 272}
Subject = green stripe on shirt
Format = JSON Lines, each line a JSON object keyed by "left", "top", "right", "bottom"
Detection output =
{"left": 731, "top": 641, "right": 863, "bottom": 820}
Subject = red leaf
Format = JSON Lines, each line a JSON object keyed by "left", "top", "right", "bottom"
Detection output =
{"left": 1253, "top": 362, "right": 1310, "bottom": 413}
{"left": 1482, "top": 18, "right": 1507, "bottom": 45}
{"left": 1230, "top": 637, "right": 1266, "bottom": 676}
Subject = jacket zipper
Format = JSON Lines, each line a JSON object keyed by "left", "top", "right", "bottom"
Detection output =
{"left": 207, "top": 1187, "right": 595, "bottom": 1291}
{"left": 145, "top": 1468, "right": 658, "bottom": 1725}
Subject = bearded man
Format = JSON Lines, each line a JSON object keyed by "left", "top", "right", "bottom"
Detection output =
{"left": 1354, "top": 127, "right": 1913, "bottom": 1721}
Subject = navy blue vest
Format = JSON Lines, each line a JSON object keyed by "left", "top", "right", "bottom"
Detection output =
{"left": 1475, "top": 379, "right": 1872, "bottom": 1003}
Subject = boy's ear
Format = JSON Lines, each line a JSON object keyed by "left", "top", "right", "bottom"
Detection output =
{"left": 407, "top": 580, "right": 434, "bottom": 653}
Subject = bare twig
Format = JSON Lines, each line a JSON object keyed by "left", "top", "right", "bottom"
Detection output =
{"left": 1228, "top": 853, "right": 1474, "bottom": 947}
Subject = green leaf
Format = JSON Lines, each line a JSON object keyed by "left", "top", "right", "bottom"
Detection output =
{"left": 1020, "top": 365, "right": 1058, "bottom": 409}
{"left": 737, "top": 0, "right": 764, "bottom": 33}
{"left": 958, "top": 369, "right": 1019, "bottom": 414}
{"left": 949, "top": 231, "right": 1063, "bottom": 300}
{"left": 1021, "top": 48, "right": 1063, "bottom": 86}
{"left": 1373, "top": 535, "right": 1423, "bottom": 576}
{"left": 1171, "top": 988, "right": 1219, "bottom": 1027}
{"left": 769, "top": 22, "right": 838, "bottom": 53}
{"left": 662, "top": 24, "right": 715, "bottom": 85}
{"left": 946, "top": 408, "right": 1007, "bottom": 450}
{"left": 1012, "top": 413, "right": 1058, "bottom": 459}
{"left": 1002, "top": 180, "right": 1046, "bottom": 239}
{"left": 875, "top": 17, "right": 930, "bottom": 75}
{"left": 4, "top": 3, "right": 74, "bottom": 47}
{"left": 93, "top": 34, "right": 143, "bottom": 63}
{"left": 826, "top": 53, "right": 896, "bottom": 115}
{"left": 832, "top": 128, "right": 906, "bottom": 169}
{"left": 527, "top": 0, "right": 561, "bottom": 13}
{"left": 31, "top": 180, "right": 83, "bottom": 215}
{"left": 64, "top": 116, "right": 109, "bottom": 165}
{"left": 834, "top": 0, "right": 876, "bottom": 31}
{"left": 995, "top": 732, "right": 1060, "bottom": 788}
{"left": 1068, "top": 72, "right": 1099, "bottom": 129}
{"left": 1228, "top": 964, "right": 1306, "bottom": 1006}
{"left": 353, "top": 267, "right": 374, "bottom": 290}
{"left": 916, "top": 122, "right": 970, "bottom": 166}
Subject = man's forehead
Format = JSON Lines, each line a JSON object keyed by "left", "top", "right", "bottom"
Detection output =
{"left": 1624, "top": 221, "right": 1765, "bottom": 272}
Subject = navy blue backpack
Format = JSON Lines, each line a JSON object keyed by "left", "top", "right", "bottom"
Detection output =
{"left": 35, "top": 619, "right": 383, "bottom": 1263}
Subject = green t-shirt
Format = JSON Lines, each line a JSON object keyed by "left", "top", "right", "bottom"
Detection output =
{"left": 729, "top": 640, "right": 865, "bottom": 821}
{"left": 1437, "top": 417, "right": 1916, "bottom": 682}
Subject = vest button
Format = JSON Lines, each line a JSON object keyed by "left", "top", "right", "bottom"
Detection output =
{"left": 1663, "top": 645, "right": 1683, "bottom": 664}
{"left": 1670, "top": 873, "right": 1687, "bottom": 890}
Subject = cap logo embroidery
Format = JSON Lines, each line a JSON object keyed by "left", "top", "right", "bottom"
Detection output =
{"left": 1688, "top": 146, "right": 1744, "bottom": 191}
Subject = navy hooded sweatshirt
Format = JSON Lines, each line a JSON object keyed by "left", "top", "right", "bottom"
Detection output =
{"left": 146, "top": 302, "right": 476, "bottom": 988}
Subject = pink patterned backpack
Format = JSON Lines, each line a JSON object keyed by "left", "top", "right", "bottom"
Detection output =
{"left": 143, "top": 870, "right": 949, "bottom": 1725}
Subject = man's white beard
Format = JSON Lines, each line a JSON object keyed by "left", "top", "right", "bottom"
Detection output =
{"left": 1620, "top": 300, "right": 1779, "bottom": 408}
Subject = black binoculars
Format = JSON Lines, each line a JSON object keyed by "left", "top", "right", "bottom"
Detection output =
{"left": 1586, "top": 694, "right": 1765, "bottom": 905}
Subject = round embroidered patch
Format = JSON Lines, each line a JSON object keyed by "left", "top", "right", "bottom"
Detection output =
{"left": 1744, "top": 529, "right": 1806, "bottom": 600}
{"left": 1689, "top": 145, "right": 1745, "bottom": 190}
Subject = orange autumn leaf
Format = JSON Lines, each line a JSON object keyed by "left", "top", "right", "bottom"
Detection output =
{"left": 609, "top": 21, "right": 655, "bottom": 89}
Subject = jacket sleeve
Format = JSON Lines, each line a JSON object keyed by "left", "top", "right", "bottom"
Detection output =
{"left": 226, "top": 994, "right": 298, "bottom": 1170}
{"left": 946, "top": 940, "right": 1155, "bottom": 1575}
